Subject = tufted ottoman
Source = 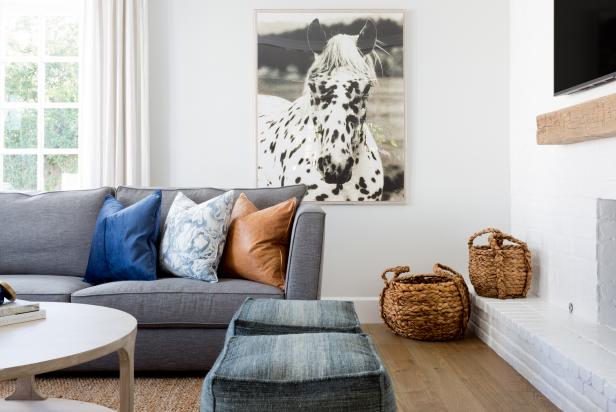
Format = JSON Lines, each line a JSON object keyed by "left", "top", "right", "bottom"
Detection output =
{"left": 200, "top": 332, "right": 396, "bottom": 412}
{"left": 226, "top": 298, "right": 362, "bottom": 337}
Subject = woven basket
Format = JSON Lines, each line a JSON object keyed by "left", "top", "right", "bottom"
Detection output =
{"left": 468, "top": 228, "right": 532, "bottom": 299}
{"left": 379, "top": 263, "right": 471, "bottom": 341}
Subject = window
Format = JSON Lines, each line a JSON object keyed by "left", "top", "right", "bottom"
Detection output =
{"left": 0, "top": 0, "right": 81, "bottom": 191}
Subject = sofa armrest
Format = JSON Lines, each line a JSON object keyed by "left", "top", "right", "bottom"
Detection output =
{"left": 285, "top": 203, "right": 326, "bottom": 300}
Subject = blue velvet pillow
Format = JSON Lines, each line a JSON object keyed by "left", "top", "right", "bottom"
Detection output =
{"left": 85, "top": 190, "right": 162, "bottom": 285}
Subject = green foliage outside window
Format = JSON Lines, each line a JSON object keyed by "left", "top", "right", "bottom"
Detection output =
{"left": 7, "top": 17, "right": 37, "bottom": 56}
{"left": 2, "top": 16, "right": 79, "bottom": 191}
{"left": 46, "top": 17, "right": 79, "bottom": 56}
{"left": 5, "top": 63, "right": 37, "bottom": 102}
{"left": 45, "top": 109, "right": 78, "bottom": 149}
{"left": 44, "top": 154, "right": 78, "bottom": 191}
{"left": 4, "top": 109, "right": 37, "bottom": 149}
{"left": 46, "top": 63, "right": 78, "bottom": 102}
{"left": 3, "top": 155, "right": 37, "bottom": 190}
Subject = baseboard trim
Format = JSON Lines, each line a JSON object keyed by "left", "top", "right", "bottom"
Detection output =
{"left": 322, "top": 297, "right": 381, "bottom": 323}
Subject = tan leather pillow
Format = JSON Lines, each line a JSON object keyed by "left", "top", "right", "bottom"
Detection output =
{"left": 220, "top": 193, "right": 298, "bottom": 288}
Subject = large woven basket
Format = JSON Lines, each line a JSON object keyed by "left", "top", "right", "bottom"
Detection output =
{"left": 468, "top": 228, "right": 532, "bottom": 299}
{"left": 379, "top": 263, "right": 471, "bottom": 341}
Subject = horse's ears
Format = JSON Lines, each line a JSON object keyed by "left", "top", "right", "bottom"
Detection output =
{"left": 357, "top": 19, "right": 377, "bottom": 54}
{"left": 307, "top": 18, "right": 327, "bottom": 53}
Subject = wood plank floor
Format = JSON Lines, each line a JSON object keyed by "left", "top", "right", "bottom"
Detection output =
{"left": 364, "top": 324, "right": 559, "bottom": 412}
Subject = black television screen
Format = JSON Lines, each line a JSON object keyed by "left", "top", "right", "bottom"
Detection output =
{"left": 555, "top": 0, "right": 616, "bottom": 95}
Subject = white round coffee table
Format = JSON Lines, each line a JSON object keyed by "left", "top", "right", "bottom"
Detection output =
{"left": 0, "top": 302, "right": 137, "bottom": 412}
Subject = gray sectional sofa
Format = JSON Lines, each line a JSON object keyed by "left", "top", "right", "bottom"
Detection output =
{"left": 0, "top": 185, "right": 325, "bottom": 371}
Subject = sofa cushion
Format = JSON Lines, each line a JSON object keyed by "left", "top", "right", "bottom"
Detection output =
{"left": 220, "top": 194, "right": 298, "bottom": 289}
{"left": 1, "top": 275, "right": 91, "bottom": 302}
{"left": 160, "top": 191, "right": 234, "bottom": 282}
{"left": 115, "top": 185, "right": 306, "bottom": 229}
{"left": 201, "top": 333, "right": 396, "bottom": 412}
{"left": 85, "top": 190, "right": 162, "bottom": 285}
{"left": 0, "top": 188, "right": 113, "bottom": 277}
{"left": 227, "top": 298, "right": 362, "bottom": 337}
{"left": 71, "top": 278, "right": 284, "bottom": 327}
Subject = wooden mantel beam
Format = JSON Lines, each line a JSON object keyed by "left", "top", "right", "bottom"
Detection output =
{"left": 536, "top": 92, "right": 616, "bottom": 144}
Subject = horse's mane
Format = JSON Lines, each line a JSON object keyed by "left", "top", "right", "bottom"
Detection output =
{"left": 308, "top": 34, "right": 380, "bottom": 82}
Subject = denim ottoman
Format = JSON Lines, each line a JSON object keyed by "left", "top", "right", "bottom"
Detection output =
{"left": 200, "top": 332, "right": 396, "bottom": 412}
{"left": 227, "top": 298, "right": 362, "bottom": 336}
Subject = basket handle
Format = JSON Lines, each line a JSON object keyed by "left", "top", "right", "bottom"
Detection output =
{"left": 491, "top": 233, "right": 533, "bottom": 297}
{"left": 432, "top": 263, "right": 462, "bottom": 277}
{"left": 381, "top": 266, "right": 410, "bottom": 285}
{"left": 468, "top": 227, "right": 503, "bottom": 248}
{"left": 489, "top": 232, "right": 528, "bottom": 250}
{"left": 472, "top": 229, "right": 532, "bottom": 298}
{"left": 432, "top": 263, "right": 471, "bottom": 338}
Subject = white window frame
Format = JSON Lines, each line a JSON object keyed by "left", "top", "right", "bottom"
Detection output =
{"left": 0, "top": 0, "right": 82, "bottom": 191}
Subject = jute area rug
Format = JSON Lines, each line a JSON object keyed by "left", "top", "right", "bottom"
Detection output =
{"left": 0, "top": 374, "right": 203, "bottom": 412}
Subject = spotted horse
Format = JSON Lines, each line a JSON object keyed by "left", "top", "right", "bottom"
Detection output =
{"left": 257, "top": 18, "right": 384, "bottom": 202}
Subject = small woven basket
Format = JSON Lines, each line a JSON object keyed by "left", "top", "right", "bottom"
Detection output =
{"left": 379, "top": 263, "right": 471, "bottom": 341}
{"left": 468, "top": 228, "right": 532, "bottom": 299}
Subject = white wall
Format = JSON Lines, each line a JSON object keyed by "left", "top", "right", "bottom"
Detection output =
{"left": 149, "top": 0, "right": 510, "bottom": 320}
{"left": 511, "top": 0, "right": 616, "bottom": 322}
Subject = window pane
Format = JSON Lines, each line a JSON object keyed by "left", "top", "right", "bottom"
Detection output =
{"left": 44, "top": 154, "right": 78, "bottom": 191}
{"left": 45, "top": 109, "right": 77, "bottom": 149}
{"left": 7, "top": 16, "right": 38, "bottom": 56}
{"left": 45, "top": 63, "right": 78, "bottom": 102}
{"left": 3, "top": 155, "right": 37, "bottom": 190}
{"left": 5, "top": 63, "right": 38, "bottom": 102}
{"left": 46, "top": 16, "right": 79, "bottom": 56}
{"left": 4, "top": 109, "right": 37, "bottom": 149}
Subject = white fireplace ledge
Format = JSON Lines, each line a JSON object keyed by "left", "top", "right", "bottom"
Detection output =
{"left": 471, "top": 294, "right": 616, "bottom": 412}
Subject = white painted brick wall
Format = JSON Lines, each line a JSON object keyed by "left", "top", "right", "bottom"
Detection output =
{"left": 600, "top": 201, "right": 616, "bottom": 221}
{"left": 511, "top": 0, "right": 616, "bottom": 323}
{"left": 598, "top": 199, "right": 616, "bottom": 329}
{"left": 605, "top": 382, "right": 616, "bottom": 402}
{"left": 472, "top": 295, "right": 616, "bottom": 412}
{"left": 584, "top": 382, "right": 608, "bottom": 411}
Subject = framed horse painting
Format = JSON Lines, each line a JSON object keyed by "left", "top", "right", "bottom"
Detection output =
{"left": 256, "top": 10, "right": 406, "bottom": 203}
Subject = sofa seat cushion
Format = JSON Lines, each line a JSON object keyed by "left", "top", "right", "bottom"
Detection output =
{"left": 70, "top": 278, "right": 284, "bottom": 327}
{"left": 201, "top": 333, "right": 396, "bottom": 412}
{"left": 1, "top": 275, "right": 92, "bottom": 302}
{"left": 228, "top": 298, "right": 362, "bottom": 336}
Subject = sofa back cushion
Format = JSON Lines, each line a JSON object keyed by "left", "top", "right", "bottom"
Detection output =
{"left": 0, "top": 188, "right": 114, "bottom": 276}
{"left": 115, "top": 185, "right": 306, "bottom": 228}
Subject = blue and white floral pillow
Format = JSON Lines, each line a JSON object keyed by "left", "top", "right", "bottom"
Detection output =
{"left": 160, "top": 190, "right": 235, "bottom": 282}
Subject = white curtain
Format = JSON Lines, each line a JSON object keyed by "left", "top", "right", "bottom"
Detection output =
{"left": 79, "top": 0, "right": 150, "bottom": 188}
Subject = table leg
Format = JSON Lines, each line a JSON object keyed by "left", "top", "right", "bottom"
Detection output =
{"left": 6, "top": 376, "right": 46, "bottom": 401}
{"left": 117, "top": 330, "right": 136, "bottom": 412}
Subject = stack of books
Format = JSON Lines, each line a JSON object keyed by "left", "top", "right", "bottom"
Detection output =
{"left": 0, "top": 300, "right": 46, "bottom": 327}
